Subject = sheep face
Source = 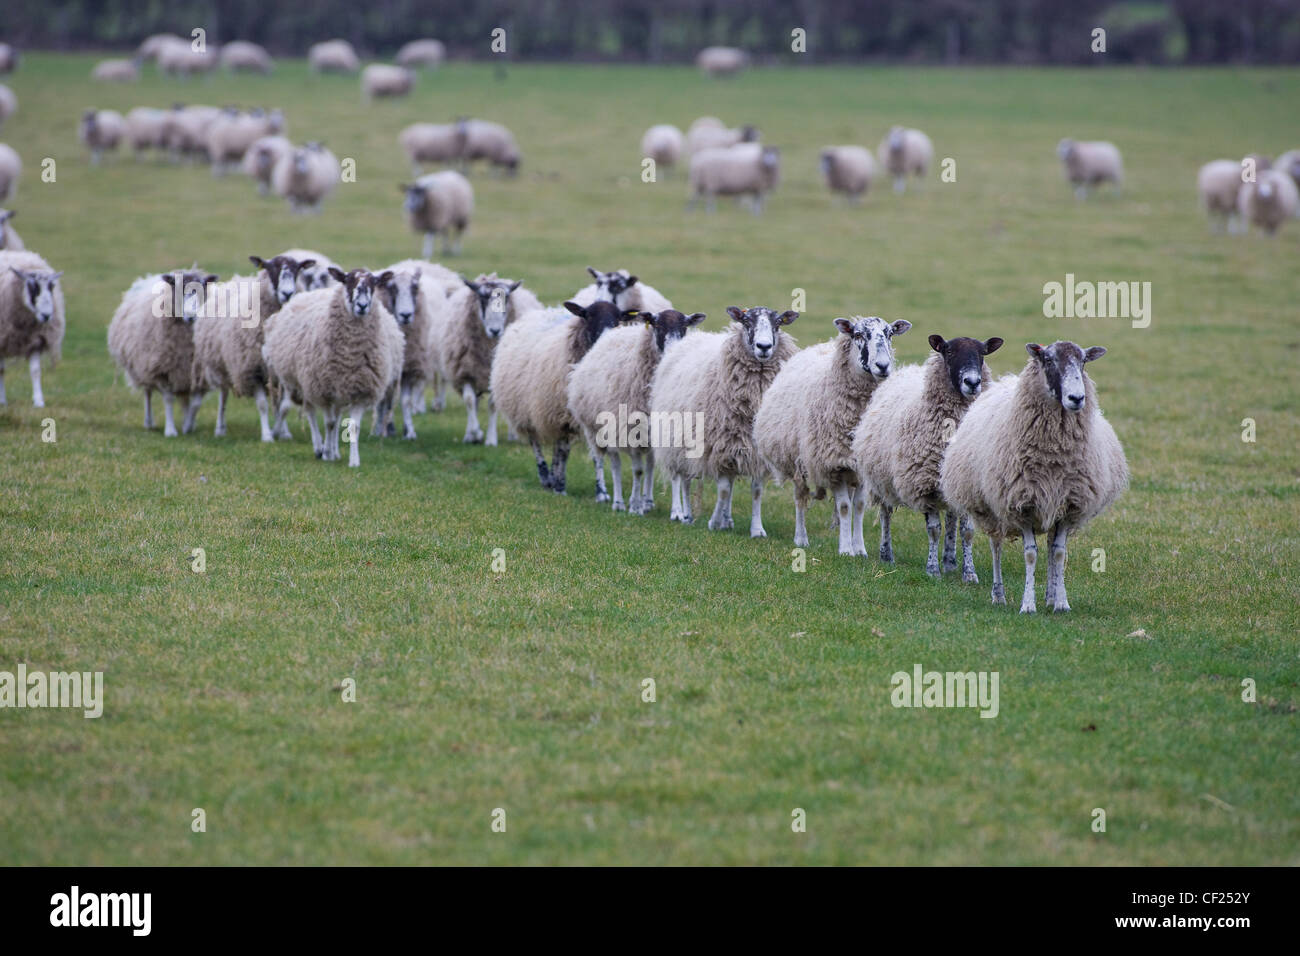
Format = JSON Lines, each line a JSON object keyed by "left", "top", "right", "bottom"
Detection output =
{"left": 160, "top": 270, "right": 218, "bottom": 323}
{"left": 640, "top": 309, "right": 706, "bottom": 353}
{"left": 726, "top": 306, "right": 797, "bottom": 362}
{"left": 888, "top": 127, "right": 905, "bottom": 152}
{"left": 10, "top": 268, "right": 63, "bottom": 323}
{"left": 833, "top": 315, "right": 911, "bottom": 379}
{"left": 1056, "top": 138, "right": 1076, "bottom": 162}
{"left": 760, "top": 147, "right": 781, "bottom": 187}
{"left": 463, "top": 275, "right": 522, "bottom": 339}
{"left": 402, "top": 183, "right": 427, "bottom": 214}
{"left": 327, "top": 267, "right": 393, "bottom": 318}
{"left": 251, "top": 254, "right": 316, "bottom": 305}
{"left": 586, "top": 267, "right": 640, "bottom": 307}
{"left": 562, "top": 300, "right": 625, "bottom": 354}
{"left": 380, "top": 269, "right": 422, "bottom": 325}
{"left": 929, "top": 334, "right": 1003, "bottom": 398}
{"left": 1026, "top": 341, "right": 1106, "bottom": 413}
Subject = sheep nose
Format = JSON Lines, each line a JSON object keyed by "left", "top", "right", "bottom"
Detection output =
{"left": 1066, "top": 393, "right": 1084, "bottom": 407}
{"left": 875, "top": 362, "right": 890, "bottom": 375}
{"left": 964, "top": 376, "right": 981, "bottom": 391}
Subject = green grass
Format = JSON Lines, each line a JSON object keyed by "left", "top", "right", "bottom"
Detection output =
{"left": 1, "top": 55, "right": 1298, "bottom": 865}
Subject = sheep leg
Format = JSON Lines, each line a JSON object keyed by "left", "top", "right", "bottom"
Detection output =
{"left": 551, "top": 439, "right": 570, "bottom": 494}
{"left": 1049, "top": 521, "right": 1071, "bottom": 613}
{"left": 750, "top": 477, "right": 766, "bottom": 538}
{"left": 942, "top": 510, "right": 959, "bottom": 572}
{"left": 851, "top": 485, "right": 868, "bottom": 556}
{"left": 422, "top": 232, "right": 435, "bottom": 260}
{"left": 347, "top": 404, "right": 364, "bottom": 467}
{"left": 181, "top": 392, "right": 203, "bottom": 434}
{"left": 431, "top": 375, "right": 446, "bottom": 412}
{"left": 893, "top": 175, "right": 905, "bottom": 194}
{"left": 669, "top": 475, "right": 683, "bottom": 521}
{"left": 682, "top": 477, "right": 695, "bottom": 524}
{"left": 627, "top": 449, "right": 645, "bottom": 514}
{"left": 879, "top": 504, "right": 895, "bottom": 563}
{"left": 708, "top": 477, "right": 733, "bottom": 531}
{"left": 370, "top": 396, "right": 387, "bottom": 437}
{"left": 924, "top": 511, "right": 943, "bottom": 577}
{"left": 142, "top": 388, "right": 152, "bottom": 428}
{"left": 591, "top": 447, "right": 609, "bottom": 503}
{"left": 27, "top": 353, "right": 44, "bottom": 407}
{"left": 1074, "top": 185, "right": 1087, "bottom": 201}
{"left": 608, "top": 450, "right": 625, "bottom": 511}
{"left": 793, "top": 480, "right": 810, "bottom": 547}
{"left": 0, "top": 359, "right": 6, "bottom": 404}
{"left": 461, "top": 384, "right": 484, "bottom": 443}
{"left": 960, "top": 514, "right": 979, "bottom": 584}
{"left": 640, "top": 449, "right": 655, "bottom": 514}
{"left": 1020, "top": 525, "right": 1038, "bottom": 614}
{"left": 989, "top": 537, "right": 1006, "bottom": 604}
{"left": 834, "top": 482, "right": 855, "bottom": 554}
{"left": 214, "top": 387, "right": 228, "bottom": 436}
{"left": 401, "top": 384, "right": 417, "bottom": 439}
{"left": 484, "top": 394, "right": 498, "bottom": 447}
{"left": 162, "top": 391, "right": 179, "bottom": 437}
{"left": 323, "top": 408, "right": 340, "bottom": 461}
{"left": 273, "top": 391, "right": 294, "bottom": 440}
{"left": 529, "top": 437, "right": 552, "bottom": 489}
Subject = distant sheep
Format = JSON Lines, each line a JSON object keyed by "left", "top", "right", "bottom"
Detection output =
{"left": 221, "top": 41, "right": 273, "bottom": 74}
{"left": 686, "top": 119, "right": 758, "bottom": 155}
{"left": 362, "top": 64, "right": 414, "bottom": 101}
{"left": 272, "top": 142, "right": 340, "bottom": 213}
{"left": 570, "top": 267, "right": 673, "bottom": 314}
{"left": 162, "top": 105, "right": 221, "bottom": 162}
{"left": 92, "top": 58, "right": 139, "bottom": 83}
{"left": 0, "top": 45, "right": 19, "bottom": 74}
{"left": 0, "top": 209, "right": 21, "bottom": 250}
{"left": 157, "top": 39, "right": 217, "bottom": 78}
{"left": 940, "top": 341, "right": 1127, "bottom": 613}
{"left": 1238, "top": 169, "right": 1298, "bottom": 235}
{"left": 878, "top": 126, "right": 932, "bottom": 194}
{"left": 688, "top": 143, "right": 781, "bottom": 213}
{"left": 696, "top": 46, "right": 748, "bottom": 77}
{"left": 1197, "top": 159, "right": 1248, "bottom": 233}
{"left": 821, "top": 146, "right": 876, "bottom": 201}
{"left": 0, "top": 84, "right": 14, "bottom": 128}
{"left": 460, "top": 119, "right": 520, "bottom": 175}
{"left": 399, "top": 122, "right": 466, "bottom": 174}
{"left": 371, "top": 259, "right": 453, "bottom": 439}
{"left": 0, "top": 250, "right": 64, "bottom": 408}
{"left": 1273, "top": 149, "right": 1300, "bottom": 196}
{"left": 1057, "top": 138, "right": 1123, "bottom": 199}
{"left": 397, "top": 39, "right": 446, "bottom": 69}
{"left": 401, "top": 171, "right": 473, "bottom": 258}
{"left": 125, "top": 107, "right": 169, "bottom": 158}
{"left": 80, "top": 109, "right": 126, "bottom": 164}
{"left": 208, "top": 108, "right": 286, "bottom": 175}
{"left": 641, "top": 125, "right": 685, "bottom": 173}
{"left": 241, "top": 134, "right": 293, "bottom": 194}
{"left": 308, "top": 40, "right": 359, "bottom": 74}
{"left": 0, "top": 143, "right": 18, "bottom": 200}
{"left": 137, "top": 34, "right": 183, "bottom": 62}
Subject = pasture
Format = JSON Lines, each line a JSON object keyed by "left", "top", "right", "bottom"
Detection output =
{"left": 0, "top": 54, "right": 1297, "bottom": 864}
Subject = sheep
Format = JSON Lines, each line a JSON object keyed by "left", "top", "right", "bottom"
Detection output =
{"left": 649, "top": 306, "right": 798, "bottom": 534}
{"left": 1056, "top": 138, "right": 1123, "bottom": 199}
{"left": 854, "top": 334, "right": 1003, "bottom": 578}
{"left": 0, "top": 84, "right": 14, "bottom": 129}
{"left": 399, "top": 122, "right": 466, "bottom": 175}
{"left": 107, "top": 267, "right": 216, "bottom": 436}
{"left": 125, "top": 107, "right": 169, "bottom": 159}
{"left": 0, "top": 209, "right": 21, "bottom": 250}
{"left": 157, "top": 39, "right": 218, "bottom": 78}
{"left": 0, "top": 143, "right": 18, "bottom": 201}
{"left": 688, "top": 143, "right": 781, "bottom": 214}
{"left": 754, "top": 315, "right": 911, "bottom": 553}
{"left": 568, "top": 308, "right": 706, "bottom": 514}
{"left": 0, "top": 251, "right": 64, "bottom": 408}
{"left": 262, "top": 268, "right": 406, "bottom": 466}
{"left": 397, "top": 39, "right": 446, "bottom": 69}
{"left": 1237, "top": 169, "right": 1299, "bottom": 235}
{"left": 279, "top": 248, "right": 339, "bottom": 292}
{"left": 220, "top": 41, "right": 273, "bottom": 74}
{"left": 162, "top": 105, "right": 221, "bottom": 162}
{"left": 686, "top": 120, "right": 759, "bottom": 155}
{"left": 308, "top": 40, "right": 360, "bottom": 74}
{"left": 569, "top": 267, "right": 673, "bottom": 314}
{"left": 1273, "top": 149, "right": 1300, "bottom": 194}
{"left": 821, "top": 145, "right": 876, "bottom": 202}
{"left": 1197, "top": 159, "right": 1248, "bottom": 233}
{"left": 241, "top": 134, "right": 293, "bottom": 194}
{"left": 137, "top": 34, "right": 184, "bottom": 62}
{"left": 207, "top": 108, "right": 286, "bottom": 175}
{"left": 91, "top": 58, "right": 139, "bottom": 83}
{"left": 878, "top": 126, "right": 933, "bottom": 194}
{"left": 192, "top": 253, "right": 318, "bottom": 441}
{"left": 491, "top": 300, "right": 627, "bottom": 495}
{"left": 401, "top": 171, "right": 473, "bottom": 258}
{"left": 362, "top": 64, "right": 414, "bottom": 101}
{"left": 80, "top": 109, "right": 126, "bottom": 165}
{"left": 696, "top": 46, "right": 748, "bottom": 77}
{"left": 940, "top": 341, "right": 1127, "bottom": 613}
{"left": 459, "top": 119, "right": 520, "bottom": 175}
{"left": 431, "top": 273, "right": 541, "bottom": 444}
{"left": 641, "top": 125, "right": 685, "bottom": 173}
{"left": 0, "top": 45, "right": 18, "bottom": 74}
{"left": 272, "top": 142, "right": 340, "bottom": 213}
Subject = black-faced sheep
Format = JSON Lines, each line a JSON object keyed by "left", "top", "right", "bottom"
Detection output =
{"left": 0, "top": 251, "right": 64, "bottom": 408}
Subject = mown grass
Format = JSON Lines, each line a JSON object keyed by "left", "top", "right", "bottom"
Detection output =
{"left": 0, "top": 55, "right": 1297, "bottom": 864}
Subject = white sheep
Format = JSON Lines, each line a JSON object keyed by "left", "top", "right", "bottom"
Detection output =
{"left": 371, "top": 259, "right": 457, "bottom": 439}
{"left": 157, "top": 39, "right": 217, "bottom": 78}
{"left": 272, "top": 142, "right": 340, "bottom": 213}
{"left": 459, "top": 119, "right": 520, "bottom": 175}
{"left": 162, "top": 105, "right": 221, "bottom": 162}
{"left": 308, "top": 40, "right": 360, "bottom": 74}
{"left": 686, "top": 119, "right": 759, "bottom": 155}
{"left": 0, "top": 143, "right": 18, "bottom": 201}
{"left": 362, "top": 64, "right": 414, "bottom": 101}
{"left": 754, "top": 315, "right": 911, "bottom": 553}
{"left": 491, "top": 300, "right": 627, "bottom": 495}
{"left": 696, "top": 46, "right": 748, "bottom": 77}
{"left": 641, "top": 125, "right": 685, "bottom": 174}
{"left": 878, "top": 126, "right": 932, "bottom": 194}
{"left": 940, "top": 341, "right": 1128, "bottom": 613}
{"left": 0, "top": 209, "right": 21, "bottom": 250}
{"left": 1273, "top": 149, "right": 1300, "bottom": 199}
{"left": 401, "top": 171, "right": 473, "bottom": 258}
{"left": 137, "top": 34, "right": 183, "bottom": 62}
{"left": 1237, "top": 169, "right": 1299, "bottom": 235}
{"left": 1057, "top": 138, "right": 1123, "bottom": 199}
{"left": 241, "top": 134, "right": 293, "bottom": 194}
{"left": 855, "top": 334, "right": 1002, "bottom": 578}
{"left": 125, "top": 107, "right": 169, "bottom": 159}
{"left": 821, "top": 146, "right": 876, "bottom": 202}
{"left": 568, "top": 308, "right": 706, "bottom": 514}
{"left": 688, "top": 143, "right": 781, "bottom": 213}
{"left": 208, "top": 109, "right": 286, "bottom": 176}
{"left": 1197, "top": 159, "right": 1248, "bottom": 233}
{"left": 107, "top": 268, "right": 216, "bottom": 435}
{"left": 431, "top": 272, "right": 541, "bottom": 444}
{"left": 399, "top": 123, "right": 466, "bottom": 175}
{"left": 0, "top": 250, "right": 64, "bottom": 408}
{"left": 397, "top": 39, "right": 446, "bottom": 69}
{"left": 91, "top": 58, "right": 139, "bottom": 83}
{"left": 569, "top": 267, "right": 673, "bottom": 314}
{"left": 80, "top": 109, "right": 126, "bottom": 165}
{"left": 0, "top": 84, "right": 15, "bottom": 129}
{"left": 262, "top": 268, "right": 405, "bottom": 466}
{"left": 220, "top": 41, "right": 273, "bottom": 74}
{"left": 650, "top": 306, "right": 798, "bottom": 534}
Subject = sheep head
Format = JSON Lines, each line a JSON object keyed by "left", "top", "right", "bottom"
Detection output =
{"left": 929, "top": 334, "right": 1002, "bottom": 398}
{"left": 727, "top": 306, "right": 797, "bottom": 363}
{"left": 1026, "top": 341, "right": 1106, "bottom": 413}
{"left": 833, "top": 315, "right": 909, "bottom": 379}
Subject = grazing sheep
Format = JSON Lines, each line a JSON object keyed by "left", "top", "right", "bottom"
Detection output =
{"left": 431, "top": 273, "right": 541, "bottom": 444}
{"left": 241, "top": 134, "right": 293, "bottom": 194}
{"left": 401, "top": 171, "right": 473, "bottom": 258}
{"left": 92, "top": 58, "right": 139, "bottom": 83}
{"left": 878, "top": 126, "right": 933, "bottom": 194}
{"left": 220, "top": 41, "right": 273, "bottom": 74}
{"left": 754, "top": 315, "right": 911, "bottom": 553}
{"left": 80, "top": 109, "right": 126, "bottom": 165}
{"left": 1056, "top": 138, "right": 1123, "bottom": 199}
{"left": 570, "top": 267, "right": 673, "bottom": 314}
{"left": 0, "top": 143, "right": 18, "bottom": 201}
{"left": 0, "top": 84, "right": 14, "bottom": 128}
{"left": 855, "top": 334, "right": 1002, "bottom": 578}
{"left": 309, "top": 40, "right": 360, "bottom": 74}
{"left": 272, "top": 142, "right": 340, "bottom": 213}
{"left": 262, "top": 268, "right": 405, "bottom": 466}
{"left": 641, "top": 125, "right": 685, "bottom": 173}
{"left": 107, "top": 268, "right": 216, "bottom": 436}
{"left": 688, "top": 143, "right": 781, "bottom": 213}
{"left": 491, "top": 300, "right": 627, "bottom": 495}
{"left": 696, "top": 46, "right": 748, "bottom": 77}
{"left": 208, "top": 109, "right": 286, "bottom": 175}
{"left": 1197, "top": 159, "right": 1248, "bottom": 233}
{"left": 821, "top": 146, "right": 876, "bottom": 202}
{"left": 279, "top": 248, "right": 339, "bottom": 291}
{"left": 1237, "top": 169, "right": 1299, "bottom": 235}
{"left": 397, "top": 39, "right": 446, "bottom": 69}
{"left": 0, "top": 250, "right": 64, "bottom": 408}
{"left": 650, "top": 306, "right": 798, "bottom": 534}
{"left": 137, "top": 34, "right": 184, "bottom": 62}
{"left": 0, "top": 45, "right": 18, "bottom": 74}
{"left": 940, "top": 342, "right": 1127, "bottom": 613}
{"left": 157, "top": 39, "right": 218, "bottom": 78}
{"left": 162, "top": 104, "right": 221, "bottom": 162}
{"left": 686, "top": 120, "right": 759, "bottom": 155}
{"left": 568, "top": 308, "right": 706, "bottom": 514}
{"left": 192, "top": 253, "right": 317, "bottom": 441}
{"left": 459, "top": 119, "right": 520, "bottom": 175}
{"left": 399, "top": 123, "right": 467, "bottom": 175}
{"left": 125, "top": 107, "right": 169, "bottom": 159}
{"left": 362, "top": 64, "right": 414, "bottom": 101}
{"left": 0, "top": 209, "right": 21, "bottom": 250}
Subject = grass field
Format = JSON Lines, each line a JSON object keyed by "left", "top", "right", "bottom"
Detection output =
{"left": 0, "top": 54, "right": 1297, "bottom": 865}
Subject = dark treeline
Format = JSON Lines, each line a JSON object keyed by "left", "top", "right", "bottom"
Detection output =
{"left": 5, "top": 0, "right": 1300, "bottom": 64}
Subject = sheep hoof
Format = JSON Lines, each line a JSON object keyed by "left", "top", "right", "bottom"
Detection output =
{"left": 1019, "top": 601, "right": 1036, "bottom": 614}
{"left": 752, "top": 528, "right": 767, "bottom": 539}
{"left": 942, "top": 557, "right": 958, "bottom": 572}
{"left": 403, "top": 430, "right": 417, "bottom": 440}
{"left": 880, "top": 548, "right": 895, "bottom": 563}
{"left": 611, "top": 501, "right": 625, "bottom": 512}
{"left": 963, "top": 571, "right": 980, "bottom": 585}
{"left": 595, "top": 492, "right": 610, "bottom": 504}
{"left": 164, "top": 428, "right": 178, "bottom": 438}
{"left": 1051, "top": 601, "right": 1071, "bottom": 613}
{"left": 463, "top": 431, "right": 484, "bottom": 444}
{"left": 314, "top": 449, "right": 324, "bottom": 459}
{"left": 33, "top": 399, "right": 44, "bottom": 409}
{"left": 991, "top": 585, "right": 1006, "bottom": 605}
{"left": 681, "top": 516, "right": 695, "bottom": 526}
{"left": 260, "top": 433, "right": 274, "bottom": 443}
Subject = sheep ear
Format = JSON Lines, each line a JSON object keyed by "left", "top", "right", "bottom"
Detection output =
{"left": 686, "top": 312, "right": 707, "bottom": 326}
{"left": 204, "top": 274, "right": 218, "bottom": 285}
{"left": 778, "top": 310, "right": 799, "bottom": 326}
{"left": 834, "top": 318, "right": 854, "bottom": 336}
{"left": 726, "top": 306, "right": 746, "bottom": 323}
{"left": 983, "top": 337, "right": 1004, "bottom": 355}
{"left": 0, "top": 210, "right": 12, "bottom": 221}
{"left": 586, "top": 266, "right": 600, "bottom": 280}
{"left": 624, "top": 275, "right": 639, "bottom": 288}
{"left": 890, "top": 319, "right": 912, "bottom": 336}
{"left": 8, "top": 267, "right": 24, "bottom": 279}
{"left": 508, "top": 280, "right": 522, "bottom": 293}
{"left": 51, "top": 271, "right": 65, "bottom": 280}
{"left": 1026, "top": 343, "right": 1046, "bottom": 360}
{"left": 622, "top": 309, "right": 644, "bottom": 322}
{"left": 160, "top": 272, "right": 177, "bottom": 288}
{"left": 298, "top": 259, "right": 317, "bottom": 270}
{"left": 327, "top": 266, "right": 348, "bottom": 283}
{"left": 929, "top": 334, "right": 946, "bottom": 352}
{"left": 249, "top": 255, "right": 267, "bottom": 269}
{"left": 376, "top": 271, "right": 394, "bottom": 285}
{"left": 1083, "top": 346, "right": 1106, "bottom": 363}
{"left": 563, "top": 301, "right": 587, "bottom": 318}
